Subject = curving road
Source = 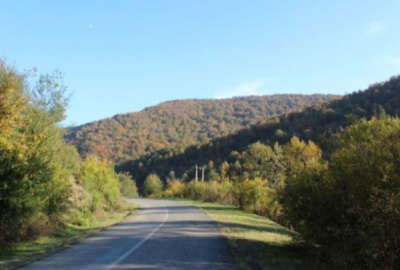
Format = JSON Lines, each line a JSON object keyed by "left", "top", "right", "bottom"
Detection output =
{"left": 20, "top": 199, "right": 236, "bottom": 270}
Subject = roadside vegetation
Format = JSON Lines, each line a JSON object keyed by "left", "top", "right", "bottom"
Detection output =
{"left": 0, "top": 60, "right": 137, "bottom": 267}
{"left": 0, "top": 210, "right": 132, "bottom": 270}
{"left": 145, "top": 114, "right": 400, "bottom": 269}
{"left": 119, "top": 173, "right": 139, "bottom": 198}
{"left": 143, "top": 174, "right": 163, "bottom": 197}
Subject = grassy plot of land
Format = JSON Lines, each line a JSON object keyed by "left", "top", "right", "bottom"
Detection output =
{"left": 0, "top": 205, "right": 136, "bottom": 270}
{"left": 182, "top": 200, "right": 315, "bottom": 270}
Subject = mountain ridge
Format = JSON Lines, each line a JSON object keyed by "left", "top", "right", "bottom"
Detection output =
{"left": 65, "top": 94, "right": 339, "bottom": 162}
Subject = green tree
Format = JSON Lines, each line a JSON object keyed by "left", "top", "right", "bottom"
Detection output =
{"left": 0, "top": 63, "right": 74, "bottom": 242}
{"left": 219, "top": 161, "right": 230, "bottom": 181}
{"left": 144, "top": 174, "right": 163, "bottom": 197}
{"left": 283, "top": 136, "right": 323, "bottom": 176}
{"left": 235, "top": 178, "right": 279, "bottom": 218}
{"left": 119, "top": 173, "right": 138, "bottom": 198}
{"left": 231, "top": 142, "right": 286, "bottom": 186}
{"left": 79, "top": 156, "right": 122, "bottom": 211}
{"left": 280, "top": 116, "right": 400, "bottom": 269}
{"left": 0, "top": 61, "right": 26, "bottom": 132}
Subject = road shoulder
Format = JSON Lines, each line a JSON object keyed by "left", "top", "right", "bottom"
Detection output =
{"left": 180, "top": 199, "right": 314, "bottom": 270}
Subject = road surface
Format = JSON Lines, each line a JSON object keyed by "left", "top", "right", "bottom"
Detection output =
{"left": 21, "top": 199, "right": 236, "bottom": 270}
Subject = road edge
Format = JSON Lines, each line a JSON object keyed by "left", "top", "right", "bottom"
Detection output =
{"left": 0, "top": 207, "right": 137, "bottom": 270}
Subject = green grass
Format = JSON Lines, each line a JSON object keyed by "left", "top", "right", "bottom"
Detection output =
{"left": 181, "top": 200, "right": 316, "bottom": 270}
{"left": 0, "top": 205, "right": 136, "bottom": 270}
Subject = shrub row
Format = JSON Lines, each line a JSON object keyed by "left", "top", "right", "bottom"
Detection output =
{"left": 163, "top": 179, "right": 280, "bottom": 221}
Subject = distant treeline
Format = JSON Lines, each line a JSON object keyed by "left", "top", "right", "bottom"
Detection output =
{"left": 65, "top": 94, "right": 338, "bottom": 163}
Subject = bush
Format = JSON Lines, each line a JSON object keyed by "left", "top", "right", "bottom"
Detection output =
{"left": 184, "top": 181, "right": 206, "bottom": 200}
{"left": 119, "top": 173, "right": 139, "bottom": 198}
{"left": 235, "top": 178, "right": 281, "bottom": 219}
{"left": 214, "top": 180, "right": 236, "bottom": 205}
{"left": 184, "top": 180, "right": 236, "bottom": 205}
{"left": 164, "top": 180, "right": 185, "bottom": 198}
{"left": 143, "top": 174, "right": 163, "bottom": 197}
{"left": 199, "top": 181, "right": 220, "bottom": 202}
{"left": 280, "top": 116, "right": 400, "bottom": 269}
{"left": 78, "top": 156, "right": 122, "bottom": 212}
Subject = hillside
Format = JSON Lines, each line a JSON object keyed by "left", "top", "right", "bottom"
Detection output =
{"left": 117, "top": 75, "right": 400, "bottom": 189}
{"left": 65, "top": 95, "right": 337, "bottom": 162}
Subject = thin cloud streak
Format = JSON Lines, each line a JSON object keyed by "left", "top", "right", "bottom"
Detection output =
{"left": 215, "top": 80, "right": 265, "bottom": 99}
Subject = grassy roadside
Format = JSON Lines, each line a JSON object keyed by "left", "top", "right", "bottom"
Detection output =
{"left": 181, "top": 200, "right": 316, "bottom": 270}
{"left": 0, "top": 203, "right": 136, "bottom": 270}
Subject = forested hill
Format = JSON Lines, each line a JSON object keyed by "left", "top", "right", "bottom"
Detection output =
{"left": 117, "top": 75, "right": 400, "bottom": 189}
{"left": 65, "top": 94, "right": 337, "bottom": 162}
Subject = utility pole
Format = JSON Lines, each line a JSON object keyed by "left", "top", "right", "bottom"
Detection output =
{"left": 195, "top": 164, "right": 198, "bottom": 182}
{"left": 201, "top": 166, "right": 205, "bottom": 182}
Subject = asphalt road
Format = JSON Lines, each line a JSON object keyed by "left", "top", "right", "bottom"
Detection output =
{"left": 20, "top": 199, "right": 236, "bottom": 270}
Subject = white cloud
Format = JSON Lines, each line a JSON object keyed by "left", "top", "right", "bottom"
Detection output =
{"left": 215, "top": 80, "right": 265, "bottom": 99}
{"left": 366, "top": 21, "right": 384, "bottom": 35}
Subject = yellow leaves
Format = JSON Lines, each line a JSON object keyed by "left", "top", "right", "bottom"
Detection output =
{"left": 79, "top": 155, "right": 122, "bottom": 206}
{"left": 0, "top": 63, "right": 27, "bottom": 119}
{"left": 164, "top": 179, "right": 185, "bottom": 198}
{"left": 235, "top": 177, "right": 280, "bottom": 218}
{"left": 284, "top": 136, "right": 325, "bottom": 174}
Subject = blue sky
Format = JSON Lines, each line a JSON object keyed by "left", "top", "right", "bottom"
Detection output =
{"left": 1, "top": 1, "right": 399, "bottom": 125}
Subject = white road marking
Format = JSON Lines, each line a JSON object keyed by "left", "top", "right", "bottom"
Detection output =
{"left": 106, "top": 209, "right": 169, "bottom": 270}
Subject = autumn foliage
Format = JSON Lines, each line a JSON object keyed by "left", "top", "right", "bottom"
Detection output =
{"left": 66, "top": 95, "right": 337, "bottom": 163}
{"left": 0, "top": 61, "right": 125, "bottom": 244}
